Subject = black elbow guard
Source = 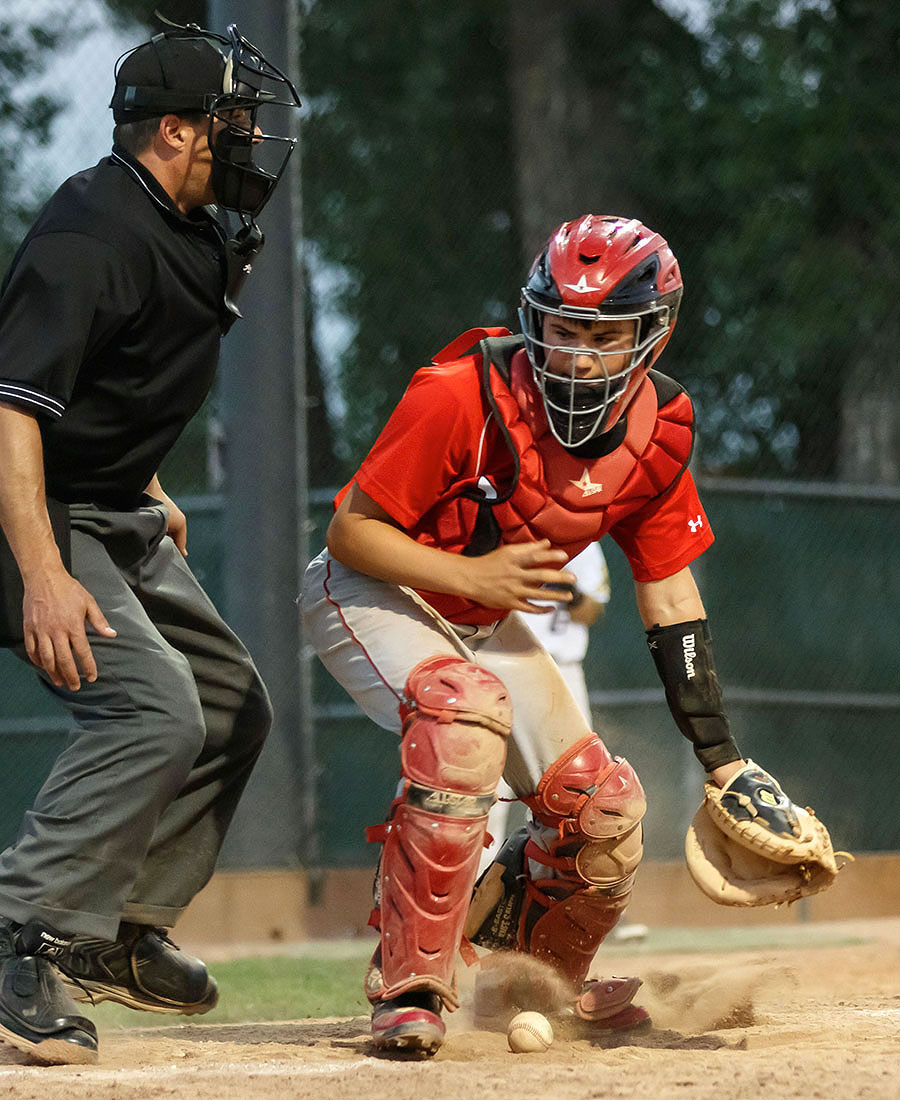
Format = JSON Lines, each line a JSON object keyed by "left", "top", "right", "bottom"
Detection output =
{"left": 646, "top": 618, "right": 742, "bottom": 772}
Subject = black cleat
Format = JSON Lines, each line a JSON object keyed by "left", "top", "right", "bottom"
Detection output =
{"left": 0, "top": 918, "right": 98, "bottom": 1065}
{"left": 58, "top": 922, "right": 218, "bottom": 1015}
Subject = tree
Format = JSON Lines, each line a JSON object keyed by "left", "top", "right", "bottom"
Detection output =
{"left": 622, "top": 0, "right": 900, "bottom": 481}
{"left": 0, "top": 18, "right": 69, "bottom": 272}
{"left": 301, "top": 0, "right": 521, "bottom": 480}
{"left": 301, "top": 0, "right": 900, "bottom": 484}
{"left": 506, "top": 0, "right": 696, "bottom": 264}
{"left": 825, "top": 0, "right": 900, "bottom": 484}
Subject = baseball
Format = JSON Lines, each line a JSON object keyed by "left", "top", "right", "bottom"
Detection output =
{"left": 507, "top": 1010, "right": 554, "bottom": 1053}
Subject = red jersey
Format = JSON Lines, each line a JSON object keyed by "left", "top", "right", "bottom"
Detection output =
{"left": 336, "top": 338, "right": 713, "bottom": 625}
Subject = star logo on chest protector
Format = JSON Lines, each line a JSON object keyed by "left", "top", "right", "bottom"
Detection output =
{"left": 570, "top": 467, "right": 604, "bottom": 497}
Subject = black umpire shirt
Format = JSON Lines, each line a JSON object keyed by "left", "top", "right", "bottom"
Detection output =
{"left": 0, "top": 146, "right": 231, "bottom": 510}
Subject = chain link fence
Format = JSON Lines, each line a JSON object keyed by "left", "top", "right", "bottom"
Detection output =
{"left": 1, "top": 0, "right": 898, "bottom": 867}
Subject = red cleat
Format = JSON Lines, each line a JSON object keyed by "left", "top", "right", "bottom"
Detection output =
{"left": 575, "top": 976, "right": 651, "bottom": 1029}
{"left": 370, "top": 993, "right": 446, "bottom": 1055}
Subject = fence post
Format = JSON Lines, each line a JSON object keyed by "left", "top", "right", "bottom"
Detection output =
{"left": 208, "top": 0, "right": 315, "bottom": 871}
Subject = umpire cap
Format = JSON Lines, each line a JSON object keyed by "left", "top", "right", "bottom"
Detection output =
{"left": 110, "top": 31, "right": 229, "bottom": 123}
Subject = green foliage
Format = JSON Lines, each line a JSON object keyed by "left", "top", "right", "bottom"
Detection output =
{"left": 0, "top": 17, "right": 70, "bottom": 272}
{"left": 621, "top": 0, "right": 900, "bottom": 476}
{"left": 302, "top": 0, "right": 521, "bottom": 479}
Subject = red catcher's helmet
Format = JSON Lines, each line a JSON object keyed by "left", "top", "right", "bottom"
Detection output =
{"left": 520, "top": 214, "right": 683, "bottom": 447}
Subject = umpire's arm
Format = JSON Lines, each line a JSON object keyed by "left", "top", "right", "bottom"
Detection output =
{"left": 0, "top": 401, "right": 115, "bottom": 689}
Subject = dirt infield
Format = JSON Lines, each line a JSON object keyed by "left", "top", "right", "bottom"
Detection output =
{"left": 2, "top": 918, "right": 898, "bottom": 1100}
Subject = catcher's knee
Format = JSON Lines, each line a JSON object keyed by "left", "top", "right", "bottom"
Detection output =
{"left": 525, "top": 733, "right": 646, "bottom": 888}
{"left": 400, "top": 655, "right": 512, "bottom": 801}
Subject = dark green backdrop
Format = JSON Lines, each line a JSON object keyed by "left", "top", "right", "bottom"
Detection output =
{"left": 1, "top": 481, "right": 896, "bottom": 866}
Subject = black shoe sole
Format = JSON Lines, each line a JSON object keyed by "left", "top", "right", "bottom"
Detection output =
{"left": 60, "top": 975, "right": 218, "bottom": 1015}
{"left": 0, "top": 1021, "right": 98, "bottom": 1065}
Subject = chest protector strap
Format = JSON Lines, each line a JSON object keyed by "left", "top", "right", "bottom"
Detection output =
{"left": 431, "top": 330, "right": 524, "bottom": 557}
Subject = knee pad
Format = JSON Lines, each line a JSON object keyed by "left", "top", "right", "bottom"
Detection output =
{"left": 525, "top": 734, "right": 646, "bottom": 855}
{"left": 398, "top": 654, "right": 512, "bottom": 799}
{"left": 368, "top": 656, "right": 512, "bottom": 1010}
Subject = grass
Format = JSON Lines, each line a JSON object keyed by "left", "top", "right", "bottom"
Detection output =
{"left": 93, "top": 954, "right": 371, "bottom": 1031}
{"left": 91, "top": 923, "right": 870, "bottom": 1031}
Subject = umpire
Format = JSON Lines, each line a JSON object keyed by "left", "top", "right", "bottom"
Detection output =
{"left": 0, "top": 22, "right": 300, "bottom": 1064}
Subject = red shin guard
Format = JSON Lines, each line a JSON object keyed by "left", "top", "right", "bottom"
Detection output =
{"left": 469, "top": 734, "right": 647, "bottom": 1001}
{"left": 367, "top": 657, "right": 512, "bottom": 1011}
{"left": 521, "top": 872, "right": 631, "bottom": 988}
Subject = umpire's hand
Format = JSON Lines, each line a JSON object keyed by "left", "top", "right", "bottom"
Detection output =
{"left": 23, "top": 565, "right": 117, "bottom": 691}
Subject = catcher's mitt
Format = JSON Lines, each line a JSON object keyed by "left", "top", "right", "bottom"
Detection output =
{"left": 685, "top": 759, "right": 852, "bottom": 907}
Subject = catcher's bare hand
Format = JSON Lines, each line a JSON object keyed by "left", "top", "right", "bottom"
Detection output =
{"left": 23, "top": 567, "right": 117, "bottom": 690}
{"left": 463, "top": 539, "right": 575, "bottom": 612}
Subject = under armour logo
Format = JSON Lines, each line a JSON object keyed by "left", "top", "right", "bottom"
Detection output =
{"left": 688, "top": 515, "right": 703, "bottom": 533}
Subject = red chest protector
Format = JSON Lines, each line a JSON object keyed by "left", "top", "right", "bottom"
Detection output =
{"left": 434, "top": 328, "right": 696, "bottom": 563}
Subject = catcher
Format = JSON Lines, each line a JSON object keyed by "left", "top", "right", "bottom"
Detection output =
{"left": 300, "top": 214, "right": 846, "bottom": 1056}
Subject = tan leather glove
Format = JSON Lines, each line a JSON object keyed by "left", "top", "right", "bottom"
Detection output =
{"left": 685, "top": 759, "right": 851, "bottom": 907}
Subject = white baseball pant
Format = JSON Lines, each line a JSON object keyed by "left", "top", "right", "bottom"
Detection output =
{"left": 300, "top": 549, "right": 593, "bottom": 798}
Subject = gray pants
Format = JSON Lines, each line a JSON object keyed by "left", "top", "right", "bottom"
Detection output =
{"left": 0, "top": 499, "right": 272, "bottom": 939}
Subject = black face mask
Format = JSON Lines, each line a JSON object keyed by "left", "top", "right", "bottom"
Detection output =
{"left": 119, "top": 20, "right": 302, "bottom": 224}
{"left": 541, "top": 372, "right": 629, "bottom": 447}
{"left": 210, "top": 125, "right": 278, "bottom": 217}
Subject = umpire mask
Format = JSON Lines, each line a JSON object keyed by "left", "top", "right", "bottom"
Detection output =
{"left": 111, "top": 21, "right": 301, "bottom": 222}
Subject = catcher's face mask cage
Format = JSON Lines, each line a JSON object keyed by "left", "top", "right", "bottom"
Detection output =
{"left": 520, "top": 298, "right": 673, "bottom": 448}
{"left": 520, "top": 215, "right": 683, "bottom": 448}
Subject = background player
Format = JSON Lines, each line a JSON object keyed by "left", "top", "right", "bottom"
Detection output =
{"left": 526, "top": 541, "right": 610, "bottom": 722}
{"left": 301, "top": 214, "right": 833, "bottom": 1056}
{"left": 0, "top": 22, "right": 300, "bottom": 1065}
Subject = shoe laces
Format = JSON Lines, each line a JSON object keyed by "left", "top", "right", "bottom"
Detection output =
{"left": 51, "top": 957, "right": 99, "bottom": 1006}
{"left": 122, "top": 923, "right": 182, "bottom": 952}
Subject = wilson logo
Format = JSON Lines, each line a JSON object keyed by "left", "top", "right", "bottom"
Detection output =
{"left": 682, "top": 633, "right": 697, "bottom": 679}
